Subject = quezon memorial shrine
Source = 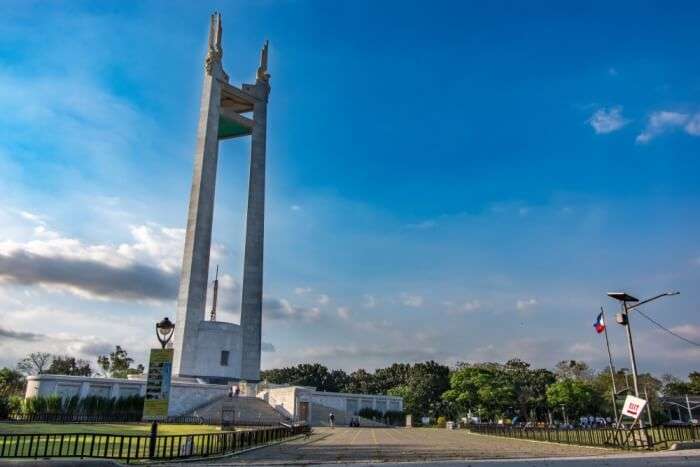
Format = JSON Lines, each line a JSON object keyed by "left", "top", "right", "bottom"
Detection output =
{"left": 24, "top": 13, "right": 402, "bottom": 426}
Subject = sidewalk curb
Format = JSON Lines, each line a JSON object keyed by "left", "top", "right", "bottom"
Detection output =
{"left": 669, "top": 441, "right": 700, "bottom": 450}
{"left": 135, "top": 433, "right": 311, "bottom": 465}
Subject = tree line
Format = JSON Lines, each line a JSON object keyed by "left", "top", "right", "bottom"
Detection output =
{"left": 0, "top": 346, "right": 145, "bottom": 399}
{"left": 262, "top": 360, "right": 700, "bottom": 423}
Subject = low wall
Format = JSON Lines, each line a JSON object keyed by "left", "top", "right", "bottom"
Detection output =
{"left": 25, "top": 374, "right": 229, "bottom": 416}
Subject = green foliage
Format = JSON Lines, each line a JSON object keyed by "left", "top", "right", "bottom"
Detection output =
{"left": 383, "top": 410, "right": 406, "bottom": 425}
{"left": 546, "top": 378, "right": 602, "bottom": 420}
{"left": 17, "top": 394, "right": 144, "bottom": 417}
{"left": 0, "top": 367, "right": 26, "bottom": 397}
{"left": 46, "top": 356, "right": 93, "bottom": 376}
{"left": 97, "top": 346, "right": 141, "bottom": 379}
{"left": 554, "top": 360, "right": 593, "bottom": 381}
{"left": 261, "top": 363, "right": 350, "bottom": 392}
{"left": 357, "top": 407, "right": 382, "bottom": 419}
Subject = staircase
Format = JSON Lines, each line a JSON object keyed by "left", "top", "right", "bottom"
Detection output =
{"left": 309, "top": 402, "right": 388, "bottom": 428}
{"left": 189, "top": 396, "right": 289, "bottom": 425}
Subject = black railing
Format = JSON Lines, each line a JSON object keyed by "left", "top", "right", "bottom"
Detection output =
{"left": 469, "top": 424, "right": 700, "bottom": 450}
{"left": 2, "top": 413, "right": 285, "bottom": 426}
{"left": 0, "top": 424, "right": 308, "bottom": 462}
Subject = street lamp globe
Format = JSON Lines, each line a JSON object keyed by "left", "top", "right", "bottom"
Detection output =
{"left": 155, "top": 317, "right": 175, "bottom": 349}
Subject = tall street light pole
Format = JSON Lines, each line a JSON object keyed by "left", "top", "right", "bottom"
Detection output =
{"left": 607, "top": 291, "right": 680, "bottom": 427}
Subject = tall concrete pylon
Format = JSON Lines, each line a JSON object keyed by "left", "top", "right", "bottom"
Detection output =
{"left": 172, "top": 12, "right": 270, "bottom": 380}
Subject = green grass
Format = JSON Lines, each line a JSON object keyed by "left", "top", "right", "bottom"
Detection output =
{"left": 0, "top": 423, "right": 221, "bottom": 435}
{"left": 0, "top": 423, "right": 286, "bottom": 461}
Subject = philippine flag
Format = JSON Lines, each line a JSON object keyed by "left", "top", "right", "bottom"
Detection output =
{"left": 593, "top": 312, "right": 605, "bottom": 334}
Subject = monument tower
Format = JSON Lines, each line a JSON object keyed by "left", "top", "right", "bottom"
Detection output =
{"left": 172, "top": 13, "right": 270, "bottom": 382}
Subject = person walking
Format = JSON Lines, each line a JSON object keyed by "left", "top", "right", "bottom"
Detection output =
{"left": 329, "top": 411, "right": 335, "bottom": 429}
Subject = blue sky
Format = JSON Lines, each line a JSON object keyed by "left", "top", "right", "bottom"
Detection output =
{"left": 0, "top": 1, "right": 699, "bottom": 377}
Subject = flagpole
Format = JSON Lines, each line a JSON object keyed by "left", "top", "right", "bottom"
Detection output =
{"left": 601, "top": 307, "right": 619, "bottom": 423}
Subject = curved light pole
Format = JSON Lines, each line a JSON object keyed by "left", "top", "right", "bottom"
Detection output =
{"left": 155, "top": 317, "right": 175, "bottom": 349}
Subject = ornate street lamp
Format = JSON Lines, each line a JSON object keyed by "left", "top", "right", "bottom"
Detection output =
{"left": 155, "top": 317, "right": 175, "bottom": 349}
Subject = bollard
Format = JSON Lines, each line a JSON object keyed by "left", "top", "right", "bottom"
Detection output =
{"left": 149, "top": 421, "right": 158, "bottom": 459}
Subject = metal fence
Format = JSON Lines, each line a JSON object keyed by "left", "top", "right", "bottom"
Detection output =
{"left": 2, "top": 413, "right": 285, "bottom": 426}
{"left": 0, "top": 424, "right": 308, "bottom": 463}
{"left": 469, "top": 424, "right": 700, "bottom": 450}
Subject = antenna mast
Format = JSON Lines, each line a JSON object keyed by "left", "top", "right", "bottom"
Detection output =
{"left": 210, "top": 265, "right": 219, "bottom": 321}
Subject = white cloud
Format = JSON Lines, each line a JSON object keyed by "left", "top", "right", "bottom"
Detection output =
{"left": 635, "top": 111, "right": 700, "bottom": 143}
{"left": 685, "top": 114, "right": 700, "bottom": 136}
{"left": 401, "top": 293, "right": 423, "bottom": 307}
{"left": 445, "top": 299, "right": 482, "bottom": 315}
{"left": 317, "top": 294, "right": 330, "bottom": 305}
{"left": 294, "top": 287, "right": 311, "bottom": 295}
{"left": 363, "top": 294, "right": 377, "bottom": 308}
{"left": 588, "top": 106, "right": 629, "bottom": 134}
{"left": 670, "top": 324, "right": 700, "bottom": 340}
{"left": 461, "top": 300, "right": 481, "bottom": 313}
{"left": 516, "top": 298, "right": 538, "bottom": 311}
{"left": 263, "top": 298, "right": 321, "bottom": 322}
{"left": 18, "top": 210, "right": 47, "bottom": 226}
{"left": 337, "top": 307, "right": 351, "bottom": 320}
{"left": 406, "top": 220, "right": 437, "bottom": 230}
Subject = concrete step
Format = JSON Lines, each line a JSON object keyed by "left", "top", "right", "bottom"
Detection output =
{"left": 189, "top": 396, "right": 289, "bottom": 425}
{"left": 309, "top": 401, "right": 388, "bottom": 428}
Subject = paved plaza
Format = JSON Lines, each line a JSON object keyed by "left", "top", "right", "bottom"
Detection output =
{"left": 193, "top": 427, "right": 622, "bottom": 465}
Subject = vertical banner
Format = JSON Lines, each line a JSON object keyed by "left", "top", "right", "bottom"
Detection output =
{"left": 143, "top": 348, "right": 173, "bottom": 420}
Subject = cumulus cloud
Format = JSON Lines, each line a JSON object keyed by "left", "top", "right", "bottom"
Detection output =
{"left": 670, "top": 324, "right": 700, "bottom": 340}
{"left": 299, "top": 343, "right": 443, "bottom": 362}
{"left": 337, "top": 307, "right": 351, "bottom": 320}
{"left": 588, "top": 106, "right": 629, "bottom": 134}
{"left": 294, "top": 287, "right": 311, "bottom": 295}
{"left": 363, "top": 294, "right": 377, "bottom": 308}
{"left": 0, "top": 221, "right": 190, "bottom": 302}
{"left": 516, "top": 298, "right": 538, "bottom": 311}
{"left": 0, "top": 250, "right": 178, "bottom": 301}
{"left": 263, "top": 297, "right": 321, "bottom": 322}
{"left": 636, "top": 111, "right": 700, "bottom": 143}
{"left": 316, "top": 294, "right": 330, "bottom": 305}
{"left": 447, "top": 299, "right": 482, "bottom": 315}
{"left": 0, "top": 326, "right": 45, "bottom": 341}
{"left": 401, "top": 293, "right": 423, "bottom": 307}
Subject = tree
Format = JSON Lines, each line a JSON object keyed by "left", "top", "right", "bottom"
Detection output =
{"left": 345, "top": 369, "right": 376, "bottom": 394}
{"left": 546, "top": 378, "right": 601, "bottom": 421}
{"left": 260, "top": 363, "right": 350, "bottom": 392}
{"left": 97, "top": 346, "right": 137, "bottom": 378}
{"left": 47, "top": 356, "right": 93, "bottom": 377}
{"left": 0, "top": 367, "right": 26, "bottom": 397}
{"left": 16, "top": 352, "right": 52, "bottom": 375}
{"left": 554, "top": 360, "right": 593, "bottom": 381}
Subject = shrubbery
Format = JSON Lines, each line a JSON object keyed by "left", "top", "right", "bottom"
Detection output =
{"left": 0, "top": 394, "right": 144, "bottom": 418}
{"left": 436, "top": 416, "right": 447, "bottom": 428}
{"left": 383, "top": 410, "right": 405, "bottom": 425}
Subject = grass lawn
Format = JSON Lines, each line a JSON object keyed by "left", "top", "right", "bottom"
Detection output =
{"left": 0, "top": 423, "right": 222, "bottom": 435}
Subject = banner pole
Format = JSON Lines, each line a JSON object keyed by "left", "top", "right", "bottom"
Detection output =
{"left": 601, "top": 307, "right": 619, "bottom": 422}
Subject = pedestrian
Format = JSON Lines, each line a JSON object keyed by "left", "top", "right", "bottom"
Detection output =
{"left": 329, "top": 412, "right": 335, "bottom": 429}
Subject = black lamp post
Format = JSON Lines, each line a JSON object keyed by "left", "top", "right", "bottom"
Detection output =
{"left": 155, "top": 317, "right": 175, "bottom": 349}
